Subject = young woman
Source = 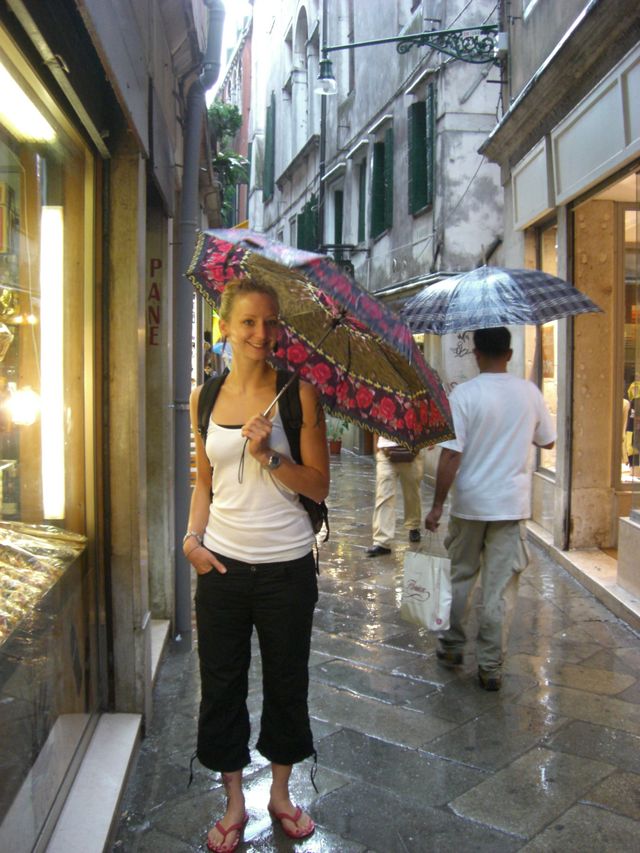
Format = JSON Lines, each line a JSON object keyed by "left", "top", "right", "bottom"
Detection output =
{"left": 184, "top": 278, "right": 329, "bottom": 853}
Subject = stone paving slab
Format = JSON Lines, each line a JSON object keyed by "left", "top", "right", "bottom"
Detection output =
{"left": 507, "top": 632, "right": 602, "bottom": 663}
{"left": 316, "top": 728, "right": 487, "bottom": 807}
{"left": 552, "top": 619, "right": 638, "bottom": 649}
{"left": 519, "top": 802, "right": 640, "bottom": 852}
{"left": 310, "top": 630, "right": 436, "bottom": 674}
{"left": 312, "top": 608, "right": 407, "bottom": 643}
{"left": 423, "top": 705, "right": 566, "bottom": 771}
{"left": 313, "top": 781, "right": 521, "bottom": 853}
{"left": 309, "top": 683, "right": 457, "bottom": 747}
{"left": 515, "top": 683, "right": 640, "bottom": 736}
{"left": 310, "top": 658, "right": 438, "bottom": 704}
{"left": 543, "top": 719, "right": 640, "bottom": 774}
{"left": 407, "top": 672, "right": 539, "bottom": 724}
{"left": 450, "top": 746, "right": 614, "bottom": 838}
{"left": 317, "top": 590, "right": 400, "bottom": 623}
{"left": 505, "top": 654, "right": 636, "bottom": 694}
{"left": 582, "top": 769, "right": 640, "bottom": 820}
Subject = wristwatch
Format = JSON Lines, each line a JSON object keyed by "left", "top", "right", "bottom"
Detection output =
{"left": 265, "top": 453, "right": 282, "bottom": 470}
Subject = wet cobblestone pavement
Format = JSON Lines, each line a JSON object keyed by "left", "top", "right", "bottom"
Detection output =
{"left": 113, "top": 453, "right": 640, "bottom": 852}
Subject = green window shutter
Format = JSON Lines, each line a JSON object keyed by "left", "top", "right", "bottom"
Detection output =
{"left": 263, "top": 93, "right": 276, "bottom": 201}
{"left": 383, "top": 126, "right": 393, "bottom": 230}
{"left": 371, "top": 141, "right": 385, "bottom": 239}
{"left": 334, "top": 190, "right": 344, "bottom": 248}
{"left": 425, "top": 83, "right": 435, "bottom": 207}
{"left": 357, "top": 163, "right": 366, "bottom": 243}
{"left": 297, "top": 209, "right": 307, "bottom": 249}
{"left": 297, "top": 195, "right": 318, "bottom": 251}
{"left": 408, "top": 101, "right": 427, "bottom": 213}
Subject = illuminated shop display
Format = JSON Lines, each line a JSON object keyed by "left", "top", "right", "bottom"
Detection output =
{"left": 0, "top": 31, "right": 97, "bottom": 853}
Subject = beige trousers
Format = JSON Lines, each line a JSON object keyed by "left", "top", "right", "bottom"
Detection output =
{"left": 372, "top": 450, "right": 424, "bottom": 547}
{"left": 441, "top": 517, "right": 530, "bottom": 671}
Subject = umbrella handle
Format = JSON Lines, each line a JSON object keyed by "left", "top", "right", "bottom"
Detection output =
{"left": 262, "top": 315, "right": 344, "bottom": 418}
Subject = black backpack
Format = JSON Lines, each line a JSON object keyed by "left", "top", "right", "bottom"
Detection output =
{"left": 197, "top": 368, "right": 329, "bottom": 541}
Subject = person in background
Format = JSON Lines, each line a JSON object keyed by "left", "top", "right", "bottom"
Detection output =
{"left": 366, "top": 434, "right": 424, "bottom": 557}
{"left": 203, "top": 329, "right": 214, "bottom": 378}
{"left": 425, "top": 327, "right": 555, "bottom": 691}
{"left": 185, "top": 278, "right": 329, "bottom": 852}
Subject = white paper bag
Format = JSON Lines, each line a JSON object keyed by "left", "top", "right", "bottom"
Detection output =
{"left": 400, "top": 550, "right": 452, "bottom": 631}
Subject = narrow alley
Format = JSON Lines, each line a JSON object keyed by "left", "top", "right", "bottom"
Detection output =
{"left": 113, "top": 453, "right": 640, "bottom": 852}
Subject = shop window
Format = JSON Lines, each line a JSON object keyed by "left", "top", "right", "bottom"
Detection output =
{"left": 263, "top": 92, "right": 276, "bottom": 201}
{"left": 622, "top": 203, "right": 639, "bottom": 498}
{"left": 536, "top": 223, "right": 558, "bottom": 474}
{"left": 371, "top": 126, "right": 393, "bottom": 239}
{"left": 631, "top": 174, "right": 640, "bottom": 522}
{"left": 0, "top": 34, "right": 96, "bottom": 850}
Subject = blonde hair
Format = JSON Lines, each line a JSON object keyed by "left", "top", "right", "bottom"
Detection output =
{"left": 219, "top": 278, "right": 280, "bottom": 322}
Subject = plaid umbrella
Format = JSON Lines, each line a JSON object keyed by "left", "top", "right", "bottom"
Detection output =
{"left": 401, "top": 265, "right": 603, "bottom": 334}
{"left": 187, "top": 229, "right": 453, "bottom": 450}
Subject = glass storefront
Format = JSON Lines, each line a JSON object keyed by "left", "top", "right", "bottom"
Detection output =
{"left": 0, "top": 29, "right": 98, "bottom": 851}
{"left": 626, "top": 174, "right": 640, "bottom": 520}
{"left": 537, "top": 223, "right": 558, "bottom": 474}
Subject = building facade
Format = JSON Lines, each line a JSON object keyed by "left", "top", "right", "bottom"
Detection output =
{"left": 481, "top": 0, "right": 640, "bottom": 604}
{"left": 0, "top": 1, "right": 223, "bottom": 849}
{"left": 238, "top": 0, "right": 503, "bottom": 450}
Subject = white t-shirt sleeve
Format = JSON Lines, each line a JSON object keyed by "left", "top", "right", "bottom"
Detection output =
{"left": 439, "top": 387, "right": 465, "bottom": 453}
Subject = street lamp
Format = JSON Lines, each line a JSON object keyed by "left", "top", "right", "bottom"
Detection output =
{"left": 315, "top": 57, "right": 338, "bottom": 96}
{"left": 316, "top": 24, "right": 501, "bottom": 95}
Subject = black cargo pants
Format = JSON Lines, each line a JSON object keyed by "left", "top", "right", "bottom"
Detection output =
{"left": 195, "top": 550, "right": 317, "bottom": 772}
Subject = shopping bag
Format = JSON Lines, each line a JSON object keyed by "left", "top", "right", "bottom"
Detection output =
{"left": 400, "top": 549, "right": 452, "bottom": 631}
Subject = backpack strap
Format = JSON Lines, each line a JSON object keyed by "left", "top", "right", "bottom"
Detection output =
{"left": 197, "top": 368, "right": 229, "bottom": 442}
{"left": 276, "top": 370, "right": 302, "bottom": 463}
{"left": 276, "top": 370, "right": 329, "bottom": 547}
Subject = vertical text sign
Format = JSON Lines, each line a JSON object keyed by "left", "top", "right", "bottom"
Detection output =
{"left": 147, "top": 258, "right": 162, "bottom": 346}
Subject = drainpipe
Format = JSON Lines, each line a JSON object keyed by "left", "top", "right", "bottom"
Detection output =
{"left": 174, "top": 0, "right": 225, "bottom": 646}
{"left": 317, "top": 0, "right": 328, "bottom": 249}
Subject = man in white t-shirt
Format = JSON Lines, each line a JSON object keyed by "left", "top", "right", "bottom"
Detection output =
{"left": 425, "top": 327, "right": 555, "bottom": 691}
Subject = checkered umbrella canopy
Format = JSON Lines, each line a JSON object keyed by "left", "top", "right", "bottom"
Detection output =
{"left": 187, "top": 229, "right": 454, "bottom": 450}
{"left": 401, "top": 266, "right": 603, "bottom": 334}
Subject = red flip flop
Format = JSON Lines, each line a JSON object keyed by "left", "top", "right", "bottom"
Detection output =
{"left": 206, "top": 811, "right": 249, "bottom": 852}
{"left": 268, "top": 804, "right": 315, "bottom": 839}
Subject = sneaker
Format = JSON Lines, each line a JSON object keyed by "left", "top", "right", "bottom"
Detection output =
{"left": 408, "top": 529, "right": 421, "bottom": 543}
{"left": 435, "top": 644, "right": 463, "bottom": 668}
{"left": 365, "top": 544, "right": 392, "bottom": 557}
{"left": 478, "top": 667, "right": 502, "bottom": 691}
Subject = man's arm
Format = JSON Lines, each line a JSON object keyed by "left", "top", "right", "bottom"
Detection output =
{"left": 425, "top": 447, "right": 462, "bottom": 531}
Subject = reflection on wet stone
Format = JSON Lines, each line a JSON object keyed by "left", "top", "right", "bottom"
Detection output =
{"left": 111, "top": 454, "right": 640, "bottom": 851}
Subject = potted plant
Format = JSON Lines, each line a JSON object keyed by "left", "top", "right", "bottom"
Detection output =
{"left": 326, "top": 416, "right": 348, "bottom": 454}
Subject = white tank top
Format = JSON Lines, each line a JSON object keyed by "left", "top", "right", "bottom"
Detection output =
{"left": 202, "top": 407, "right": 315, "bottom": 562}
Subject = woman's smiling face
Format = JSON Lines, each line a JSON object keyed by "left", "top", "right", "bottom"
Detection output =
{"left": 222, "top": 291, "right": 279, "bottom": 360}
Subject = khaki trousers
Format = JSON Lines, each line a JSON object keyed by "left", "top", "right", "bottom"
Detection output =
{"left": 441, "top": 517, "right": 530, "bottom": 671}
{"left": 372, "top": 450, "right": 424, "bottom": 547}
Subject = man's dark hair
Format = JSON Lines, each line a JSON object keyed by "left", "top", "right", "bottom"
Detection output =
{"left": 473, "top": 327, "right": 511, "bottom": 357}
{"left": 204, "top": 330, "right": 212, "bottom": 344}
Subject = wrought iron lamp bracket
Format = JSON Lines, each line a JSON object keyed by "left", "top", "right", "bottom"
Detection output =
{"left": 395, "top": 25, "right": 499, "bottom": 64}
{"left": 322, "top": 24, "right": 499, "bottom": 67}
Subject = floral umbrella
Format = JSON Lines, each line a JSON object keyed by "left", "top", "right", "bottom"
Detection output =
{"left": 187, "top": 229, "right": 453, "bottom": 450}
